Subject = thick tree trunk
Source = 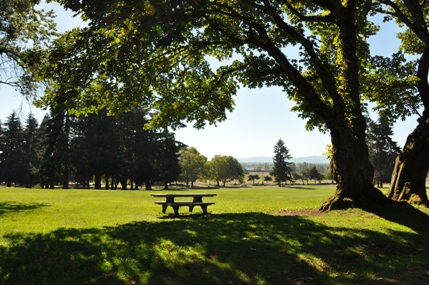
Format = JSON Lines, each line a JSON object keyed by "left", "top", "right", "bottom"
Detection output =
{"left": 386, "top": 119, "right": 429, "bottom": 205}
{"left": 320, "top": 129, "right": 388, "bottom": 211}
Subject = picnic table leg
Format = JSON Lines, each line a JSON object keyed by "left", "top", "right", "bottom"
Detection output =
{"left": 188, "top": 205, "right": 195, "bottom": 212}
{"left": 200, "top": 204, "right": 209, "bottom": 215}
{"left": 172, "top": 205, "right": 180, "bottom": 216}
{"left": 161, "top": 204, "right": 168, "bottom": 213}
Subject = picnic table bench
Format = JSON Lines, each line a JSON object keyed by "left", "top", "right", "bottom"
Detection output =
{"left": 151, "top": 193, "right": 216, "bottom": 216}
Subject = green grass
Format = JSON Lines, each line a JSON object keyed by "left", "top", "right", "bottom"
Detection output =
{"left": 1, "top": 185, "right": 429, "bottom": 284}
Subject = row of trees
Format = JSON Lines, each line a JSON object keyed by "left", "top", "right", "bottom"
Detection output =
{"left": 0, "top": 108, "right": 182, "bottom": 190}
{"left": 0, "top": 109, "right": 248, "bottom": 189}
{"left": 0, "top": 112, "right": 403, "bottom": 190}
{"left": 6, "top": 0, "right": 429, "bottom": 210}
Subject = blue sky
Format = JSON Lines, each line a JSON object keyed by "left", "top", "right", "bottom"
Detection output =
{"left": 0, "top": 2, "right": 418, "bottom": 159}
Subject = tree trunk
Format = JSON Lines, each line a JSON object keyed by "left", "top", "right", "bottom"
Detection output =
{"left": 62, "top": 114, "right": 70, "bottom": 190}
{"left": 120, "top": 179, "right": 127, "bottom": 190}
{"left": 320, "top": 128, "right": 388, "bottom": 211}
{"left": 145, "top": 180, "right": 152, "bottom": 190}
{"left": 386, "top": 119, "right": 429, "bottom": 205}
{"left": 94, "top": 174, "right": 102, "bottom": 189}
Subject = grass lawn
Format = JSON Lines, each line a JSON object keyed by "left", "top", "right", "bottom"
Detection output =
{"left": 1, "top": 185, "right": 429, "bottom": 284}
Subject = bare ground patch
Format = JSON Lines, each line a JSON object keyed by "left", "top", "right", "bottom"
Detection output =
{"left": 275, "top": 209, "right": 325, "bottom": 217}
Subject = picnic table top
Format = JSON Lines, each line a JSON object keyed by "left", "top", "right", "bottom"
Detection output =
{"left": 150, "top": 193, "right": 217, "bottom": 197}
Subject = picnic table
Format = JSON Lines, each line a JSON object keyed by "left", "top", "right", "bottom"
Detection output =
{"left": 151, "top": 193, "right": 216, "bottom": 216}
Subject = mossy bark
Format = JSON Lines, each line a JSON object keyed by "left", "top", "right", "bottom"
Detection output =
{"left": 386, "top": 119, "right": 429, "bottom": 206}
{"left": 320, "top": 127, "right": 388, "bottom": 212}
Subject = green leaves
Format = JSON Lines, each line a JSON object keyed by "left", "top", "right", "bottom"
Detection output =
{"left": 32, "top": 0, "right": 390, "bottom": 138}
{"left": 1, "top": 0, "right": 57, "bottom": 94}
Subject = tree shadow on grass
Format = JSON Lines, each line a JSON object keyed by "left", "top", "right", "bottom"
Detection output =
{"left": 373, "top": 202, "right": 429, "bottom": 235}
{"left": 1, "top": 213, "right": 429, "bottom": 285}
{"left": 0, "top": 202, "right": 50, "bottom": 216}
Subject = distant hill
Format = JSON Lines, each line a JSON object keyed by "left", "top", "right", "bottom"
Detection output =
{"left": 238, "top": 155, "right": 329, "bottom": 164}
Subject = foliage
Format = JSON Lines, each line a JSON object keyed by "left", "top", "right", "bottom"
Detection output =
{"left": 366, "top": 118, "right": 401, "bottom": 187}
{"left": 364, "top": 52, "right": 420, "bottom": 123}
{"left": 308, "top": 166, "right": 323, "bottom": 184}
{"left": 206, "top": 155, "right": 244, "bottom": 187}
{"left": 22, "top": 114, "right": 44, "bottom": 188}
{"left": 39, "top": 107, "right": 72, "bottom": 189}
{"left": 263, "top": 175, "right": 273, "bottom": 184}
{"left": 373, "top": 0, "right": 429, "bottom": 205}
{"left": 292, "top": 173, "right": 305, "bottom": 185}
{"left": 34, "top": 0, "right": 375, "bottom": 130}
{"left": 271, "top": 139, "right": 293, "bottom": 186}
{"left": 0, "top": 108, "right": 182, "bottom": 189}
{"left": 0, "top": 0, "right": 57, "bottom": 94}
{"left": 247, "top": 174, "right": 260, "bottom": 184}
{"left": 32, "top": 0, "right": 404, "bottom": 209}
{"left": 289, "top": 162, "right": 331, "bottom": 185}
{"left": 179, "top": 146, "right": 207, "bottom": 188}
{"left": 153, "top": 130, "right": 183, "bottom": 189}
{"left": 0, "top": 112, "right": 26, "bottom": 187}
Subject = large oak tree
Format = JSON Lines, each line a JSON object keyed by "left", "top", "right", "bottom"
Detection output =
{"left": 36, "top": 0, "right": 390, "bottom": 210}
{"left": 373, "top": 0, "right": 429, "bottom": 205}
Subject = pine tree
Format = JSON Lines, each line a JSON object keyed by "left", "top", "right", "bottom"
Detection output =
{"left": 271, "top": 139, "right": 293, "bottom": 187}
{"left": 0, "top": 112, "right": 25, "bottom": 187}
{"left": 22, "top": 114, "right": 42, "bottom": 188}
{"left": 366, "top": 118, "right": 401, "bottom": 188}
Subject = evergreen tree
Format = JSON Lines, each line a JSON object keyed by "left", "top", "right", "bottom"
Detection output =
{"left": 271, "top": 139, "right": 293, "bottom": 186}
{"left": 76, "top": 109, "right": 122, "bottom": 189}
{"left": 0, "top": 112, "right": 25, "bottom": 187}
{"left": 153, "top": 131, "right": 183, "bottom": 189}
{"left": 40, "top": 109, "right": 71, "bottom": 189}
{"left": 367, "top": 118, "right": 401, "bottom": 188}
{"left": 22, "top": 114, "right": 42, "bottom": 188}
{"left": 308, "top": 166, "right": 323, "bottom": 184}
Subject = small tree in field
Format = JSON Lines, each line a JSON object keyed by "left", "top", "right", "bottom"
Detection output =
{"left": 271, "top": 139, "right": 293, "bottom": 186}
{"left": 293, "top": 173, "right": 305, "bottom": 185}
{"left": 207, "top": 155, "right": 244, "bottom": 187}
{"left": 308, "top": 166, "right": 323, "bottom": 184}
{"left": 264, "top": 176, "right": 273, "bottom": 185}
{"left": 248, "top": 174, "right": 260, "bottom": 185}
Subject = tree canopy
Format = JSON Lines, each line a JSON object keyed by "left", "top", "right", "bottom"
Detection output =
{"left": 32, "top": 0, "right": 406, "bottom": 210}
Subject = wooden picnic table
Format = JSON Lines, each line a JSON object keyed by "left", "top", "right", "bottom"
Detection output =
{"left": 151, "top": 193, "right": 216, "bottom": 216}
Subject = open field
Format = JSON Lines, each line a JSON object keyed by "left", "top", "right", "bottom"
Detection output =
{"left": 1, "top": 185, "right": 429, "bottom": 284}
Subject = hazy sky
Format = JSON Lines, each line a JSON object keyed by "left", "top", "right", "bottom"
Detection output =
{"left": 0, "top": 2, "right": 418, "bottom": 159}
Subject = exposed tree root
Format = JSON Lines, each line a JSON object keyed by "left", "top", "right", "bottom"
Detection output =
{"left": 319, "top": 187, "right": 391, "bottom": 212}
